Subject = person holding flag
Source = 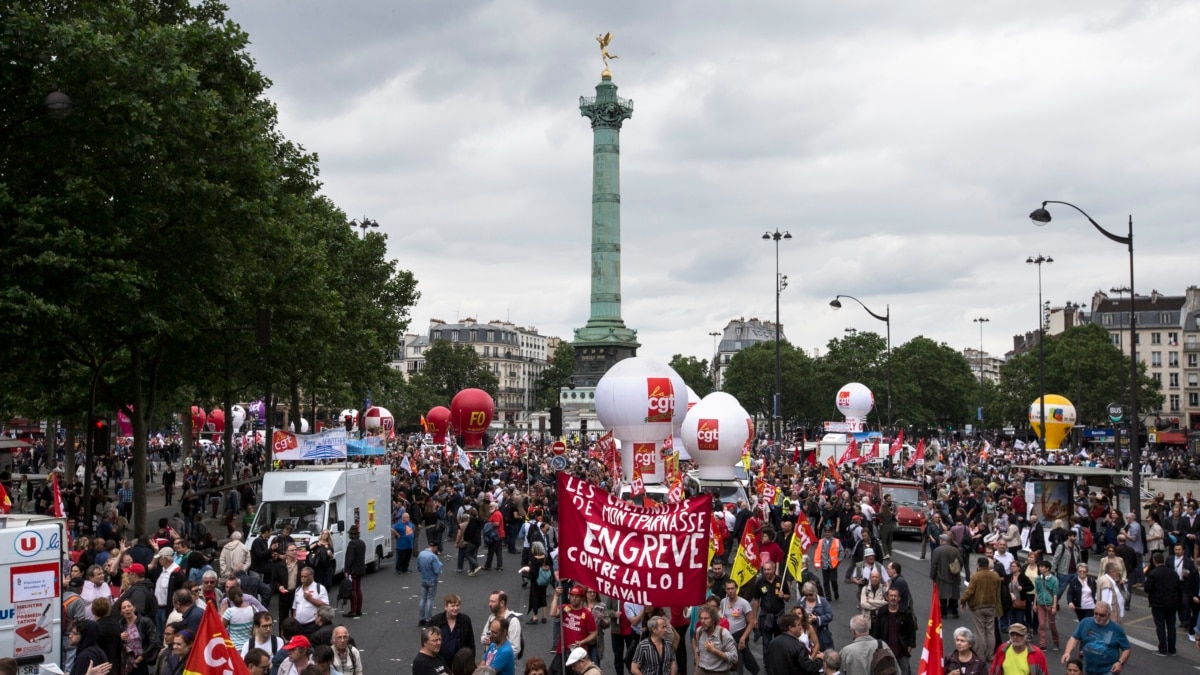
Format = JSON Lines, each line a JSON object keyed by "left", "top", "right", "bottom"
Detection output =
{"left": 0, "top": 479, "right": 11, "bottom": 514}
{"left": 182, "top": 595, "right": 251, "bottom": 675}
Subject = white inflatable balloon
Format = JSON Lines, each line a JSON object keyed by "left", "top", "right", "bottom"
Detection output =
{"left": 595, "top": 357, "right": 688, "bottom": 483}
{"left": 682, "top": 392, "right": 752, "bottom": 479}
{"left": 836, "top": 382, "right": 875, "bottom": 420}
{"left": 230, "top": 405, "right": 246, "bottom": 432}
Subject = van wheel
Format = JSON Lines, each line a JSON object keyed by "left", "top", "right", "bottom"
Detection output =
{"left": 367, "top": 545, "right": 382, "bottom": 573}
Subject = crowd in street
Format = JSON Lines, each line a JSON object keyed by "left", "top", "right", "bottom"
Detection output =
{"left": 8, "top": 429, "right": 1200, "bottom": 675}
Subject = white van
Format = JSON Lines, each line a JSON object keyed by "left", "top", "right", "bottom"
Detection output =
{"left": 247, "top": 464, "right": 392, "bottom": 575}
{"left": 684, "top": 472, "right": 748, "bottom": 509}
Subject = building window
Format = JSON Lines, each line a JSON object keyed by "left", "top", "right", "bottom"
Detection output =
{"left": 1191, "top": 354, "right": 1199, "bottom": 368}
{"left": 1111, "top": 334, "right": 1121, "bottom": 346}
{"left": 1168, "top": 332, "right": 1179, "bottom": 346}
{"left": 450, "top": 331, "right": 459, "bottom": 342}
{"left": 1169, "top": 394, "right": 1181, "bottom": 412}
{"left": 1152, "top": 351, "right": 1162, "bottom": 367}
{"left": 1191, "top": 393, "right": 1200, "bottom": 407}
{"left": 1152, "top": 372, "right": 1162, "bottom": 384}
{"left": 1170, "top": 352, "right": 1179, "bottom": 367}
{"left": 432, "top": 330, "right": 441, "bottom": 340}
{"left": 1170, "top": 373, "right": 1180, "bottom": 388}
{"left": 1160, "top": 312, "right": 1172, "bottom": 323}
{"left": 1188, "top": 335, "right": 1198, "bottom": 349}
{"left": 1190, "top": 373, "right": 1199, "bottom": 387}
{"left": 470, "top": 330, "right": 477, "bottom": 342}
{"left": 1152, "top": 332, "right": 1162, "bottom": 345}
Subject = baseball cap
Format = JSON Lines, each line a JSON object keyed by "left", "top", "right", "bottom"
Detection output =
{"left": 284, "top": 635, "right": 311, "bottom": 650}
{"left": 569, "top": 585, "right": 587, "bottom": 597}
{"left": 157, "top": 547, "right": 175, "bottom": 559}
{"left": 127, "top": 563, "right": 146, "bottom": 575}
{"left": 1007, "top": 623, "right": 1027, "bottom": 636}
{"left": 565, "top": 647, "right": 588, "bottom": 666}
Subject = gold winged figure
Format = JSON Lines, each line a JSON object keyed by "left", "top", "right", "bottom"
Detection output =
{"left": 596, "top": 32, "right": 619, "bottom": 73}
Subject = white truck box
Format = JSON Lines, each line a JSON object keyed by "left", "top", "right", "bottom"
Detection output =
{"left": 0, "top": 515, "right": 66, "bottom": 675}
{"left": 247, "top": 464, "right": 392, "bottom": 575}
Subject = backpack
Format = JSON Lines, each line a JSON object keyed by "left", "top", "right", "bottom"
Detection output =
{"left": 948, "top": 556, "right": 961, "bottom": 576}
{"left": 1081, "top": 527, "right": 1094, "bottom": 549}
{"left": 507, "top": 613, "right": 525, "bottom": 659}
{"left": 871, "top": 639, "right": 899, "bottom": 675}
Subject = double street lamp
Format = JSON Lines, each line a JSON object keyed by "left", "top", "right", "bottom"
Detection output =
{"left": 829, "top": 295, "right": 892, "bottom": 429}
{"left": 1030, "top": 201, "right": 1141, "bottom": 518}
{"left": 1026, "top": 254, "right": 1053, "bottom": 449}
{"left": 763, "top": 229, "right": 791, "bottom": 447}
{"left": 351, "top": 216, "right": 379, "bottom": 237}
{"left": 708, "top": 331, "right": 721, "bottom": 391}
{"left": 973, "top": 317, "right": 989, "bottom": 435}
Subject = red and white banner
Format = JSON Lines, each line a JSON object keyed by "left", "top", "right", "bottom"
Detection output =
{"left": 557, "top": 473, "right": 710, "bottom": 606}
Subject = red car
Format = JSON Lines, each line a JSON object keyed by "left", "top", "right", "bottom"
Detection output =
{"left": 856, "top": 478, "right": 928, "bottom": 537}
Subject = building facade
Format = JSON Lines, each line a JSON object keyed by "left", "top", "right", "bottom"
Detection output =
{"left": 1088, "top": 286, "right": 1200, "bottom": 431}
{"left": 394, "top": 319, "right": 553, "bottom": 427}
{"left": 713, "top": 317, "right": 788, "bottom": 391}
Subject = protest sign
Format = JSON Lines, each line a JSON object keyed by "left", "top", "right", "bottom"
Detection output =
{"left": 557, "top": 473, "right": 710, "bottom": 606}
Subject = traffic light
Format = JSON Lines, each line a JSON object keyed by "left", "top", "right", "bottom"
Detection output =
{"left": 90, "top": 416, "right": 111, "bottom": 456}
{"left": 580, "top": 418, "right": 588, "bottom": 435}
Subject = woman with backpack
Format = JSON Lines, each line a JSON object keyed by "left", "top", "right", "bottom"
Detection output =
{"left": 526, "top": 543, "right": 552, "bottom": 623}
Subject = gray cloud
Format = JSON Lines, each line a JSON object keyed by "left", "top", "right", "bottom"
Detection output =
{"left": 225, "top": 0, "right": 1200, "bottom": 368}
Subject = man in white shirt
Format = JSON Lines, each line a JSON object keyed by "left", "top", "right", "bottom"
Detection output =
{"left": 991, "top": 540, "right": 1015, "bottom": 574}
{"left": 292, "top": 566, "right": 329, "bottom": 633}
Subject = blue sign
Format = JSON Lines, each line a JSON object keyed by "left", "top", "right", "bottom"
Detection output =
{"left": 1082, "top": 428, "right": 1115, "bottom": 439}
{"left": 550, "top": 456, "right": 567, "bottom": 472}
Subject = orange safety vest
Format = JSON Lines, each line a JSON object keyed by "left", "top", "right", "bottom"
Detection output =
{"left": 813, "top": 538, "right": 841, "bottom": 569}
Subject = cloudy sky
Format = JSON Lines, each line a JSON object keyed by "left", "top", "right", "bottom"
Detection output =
{"left": 223, "top": 0, "right": 1199, "bottom": 368}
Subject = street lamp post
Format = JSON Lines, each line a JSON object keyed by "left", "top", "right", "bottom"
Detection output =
{"left": 350, "top": 216, "right": 378, "bottom": 238}
{"left": 973, "top": 317, "right": 989, "bottom": 436}
{"left": 1026, "top": 254, "right": 1053, "bottom": 449}
{"left": 829, "top": 295, "right": 891, "bottom": 429}
{"left": 708, "top": 331, "right": 721, "bottom": 391}
{"left": 763, "top": 230, "right": 791, "bottom": 447}
{"left": 1030, "top": 201, "right": 1140, "bottom": 518}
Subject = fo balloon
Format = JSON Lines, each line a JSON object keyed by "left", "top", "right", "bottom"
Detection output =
{"left": 450, "top": 389, "right": 495, "bottom": 449}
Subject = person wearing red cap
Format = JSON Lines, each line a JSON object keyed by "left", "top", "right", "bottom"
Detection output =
{"left": 120, "top": 563, "right": 157, "bottom": 620}
{"left": 278, "top": 635, "right": 311, "bottom": 675}
{"left": 550, "top": 584, "right": 597, "bottom": 675}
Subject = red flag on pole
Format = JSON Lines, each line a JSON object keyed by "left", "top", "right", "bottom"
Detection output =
{"left": 869, "top": 438, "right": 881, "bottom": 462}
{"left": 183, "top": 601, "right": 252, "bottom": 675}
{"left": 889, "top": 430, "right": 905, "bottom": 457}
{"left": 916, "top": 586, "right": 944, "bottom": 675}
{"left": 841, "top": 438, "right": 861, "bottom": 465}
{"left": 907, "top": 438, "right": 925, "bottom": 469}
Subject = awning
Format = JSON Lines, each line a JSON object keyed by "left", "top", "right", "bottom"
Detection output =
{"left": 1156, "top": 431, "right": 1187, "bottom": 445}
{"left": 0, "top": 439, "right": 31, "bottom": 449}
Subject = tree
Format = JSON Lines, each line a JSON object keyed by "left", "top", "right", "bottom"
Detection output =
{"left": 889, "top": 336, "right": 976, "bottom": 432}
{"left": 721, "top": 341, "right": 816, "bottom": 432}
{"left": 415, "top": 340, "right": 499, "bottom": 401}
{"left": 995, "top": 323, "right": 1161, "bottom": 431}
{"left": 534, "top": 343, "right": 574, "bottom": 410}
{"left": 668, "top": 354, "right": 713, "bottom": 398}
{"left": 811, "top": 331, "right": 888, "bottom": 426}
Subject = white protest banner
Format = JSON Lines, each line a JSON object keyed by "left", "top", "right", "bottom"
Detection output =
{"left": 556, "top": 473, "right": 710, "bottom": 606}
{"left": 272, "top": 429, "right": 348, "bottom": 460}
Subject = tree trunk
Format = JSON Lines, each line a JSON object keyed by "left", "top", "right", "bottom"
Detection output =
{"left": 290, "top": 378, "right": 302, "bottom": 433}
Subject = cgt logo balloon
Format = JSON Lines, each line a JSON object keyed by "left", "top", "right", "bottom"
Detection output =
{"left": 696, "top": 419, "right": 719, "bottom": 451}
{"left": 646, "top": 377, "right": 675, "bottom": 424}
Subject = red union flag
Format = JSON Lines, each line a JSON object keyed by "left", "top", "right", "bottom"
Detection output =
{"left": 556, "top": 473, "right": 709, "bottom": 606}
{"left": 272, "top": 429, "right": 298, "bottom": 456}
{"left": 184, "top": 600, "right": 251, "bottom": 675}
{"left": 696, "top": 419, "right": 719, "bottom": 451}
{"left": 916, "top": 586, "right": 944, "bottom": 675}
{"left": 646, "top": 377, "right": 675, "bottom": 424}
{"left": 633, "top": 443, "right": 656, "bottom": 468}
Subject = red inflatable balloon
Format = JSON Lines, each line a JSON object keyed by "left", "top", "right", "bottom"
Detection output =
{"left": 426, "top": 406, "right": 452, "bottom": 444}
{"left": 190, "top": 406, "right": 207, "bottom": 433}
{"left": 450, "top": 389, "right": 494, "bottom": 449}
{"left": 207, "top": 408, "right": 226, "bottom": 433}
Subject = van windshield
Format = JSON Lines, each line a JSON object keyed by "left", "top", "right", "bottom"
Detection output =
{"left": 693, "top": 484, "right": 746, "bottom": 507}
{"left": 882, "top": 487, "right": 926, "bottom": 505}
{"left": 252, "top": 501, "right": 325, "bottom": 536}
